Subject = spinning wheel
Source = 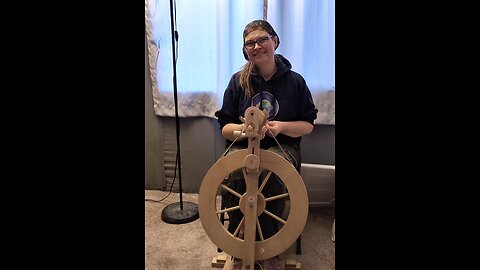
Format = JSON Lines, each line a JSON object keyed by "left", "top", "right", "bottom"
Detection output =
{"left": 199, "top": 107, "right": 309, "bottom": 269}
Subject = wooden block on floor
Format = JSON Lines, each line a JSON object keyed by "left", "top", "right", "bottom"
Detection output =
{"left": 285, "top": 259, "right": 297, "bottom": 267}
{"left": 212, "top": 254, "right": 232, "bottom": 268}
{"left": 285, "top": 259, "right": 302, "bottom": 269}
{"left": 217, "top": 254, "right": 228, "bottom": 263}
{"left": 211, "top": 257, "right": 225, "bottom": 268}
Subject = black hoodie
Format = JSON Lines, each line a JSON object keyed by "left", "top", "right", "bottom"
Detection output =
{"left": 215, "top": 54, "right": 318, "bottom": 150}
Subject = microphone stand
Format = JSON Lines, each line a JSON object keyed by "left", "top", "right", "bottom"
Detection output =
{"left": 161, "top": 0, "right": 199, "bottom": 224}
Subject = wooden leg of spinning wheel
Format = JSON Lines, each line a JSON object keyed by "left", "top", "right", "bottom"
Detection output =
{"left": 218, "top": 205, "right": 225, "bottom": 253}
{"left": 242, "top": 175, "right": 257, "bottom": 270}
{"left": 296, "top": 234, "right": 302, "bottom": 255}
{"left": 217, "top": 209, "right": 225, "bottom": 253}
{"left": 243, "top": 154, "right": 260, "bottom": 270}
{"left": 222, "top": 254, "right": 235, "bottom": 270}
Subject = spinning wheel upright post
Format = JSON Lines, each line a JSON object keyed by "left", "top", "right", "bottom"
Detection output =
{"left": 237, "top": 106, "right": 265, "bottom": 268}
{"left": 199, "top": 106, "right": 309, "bottom": 269}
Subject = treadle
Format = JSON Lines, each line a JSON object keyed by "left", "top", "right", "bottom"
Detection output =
{"left": 285, "top": 259, "right": 302, "bottom": 269}
{"left": 211, "top": 254, "right": 228, "bottom": 268}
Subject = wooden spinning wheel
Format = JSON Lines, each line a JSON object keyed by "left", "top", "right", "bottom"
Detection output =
{"left": 199, "top": 107, "right": 309, "bottom": 269}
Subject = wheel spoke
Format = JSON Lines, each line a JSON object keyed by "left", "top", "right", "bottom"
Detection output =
{"left": 216, "top": 205, "right": 240, "bottom": 214}
{"left": 265, "top": 192, "right": 289, "bottom": 202}
{"left": 221, "top": 184, "right": 242, "bottom": 198}
{"left": 256, "top": 217, "right": 264, "bottom": 241}
{"left": 257, "top": 171, "right": 272, "bottom": 194}
{"left": 263, "top": 209, "right": 286, "bottom": 225}
{"left": 233, "top": 216, "right": 245, "bottom": 237}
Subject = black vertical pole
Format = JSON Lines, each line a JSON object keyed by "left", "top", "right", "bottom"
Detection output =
{"left": 160, "top": 0, "right": 199, "bottom": 224}
{"left": 169, "top": 0, "right": 183, "bottom": 210}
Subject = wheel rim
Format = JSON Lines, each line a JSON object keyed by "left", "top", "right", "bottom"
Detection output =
{"left": 199, "top": 149, "right": 308, "bottom": 260}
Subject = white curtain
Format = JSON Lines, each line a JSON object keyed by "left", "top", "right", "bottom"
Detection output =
{"left": 268, "top": 0, "right": 335, "bottom": 124}
{"left": 145, "top": 0, "right": 335, "bottom": 125}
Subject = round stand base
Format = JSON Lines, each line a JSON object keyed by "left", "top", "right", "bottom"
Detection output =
{"left": 161, "top": 201, "right": 199, "bottom": 224}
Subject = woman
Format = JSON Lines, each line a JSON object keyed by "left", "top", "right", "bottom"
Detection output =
{"left": 214, "top": 19, "right": 318, "bottom": 269}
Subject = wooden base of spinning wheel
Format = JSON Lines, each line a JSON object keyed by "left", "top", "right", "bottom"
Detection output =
{"left": 211, "top": 254, "right": 303, "bottom": 269}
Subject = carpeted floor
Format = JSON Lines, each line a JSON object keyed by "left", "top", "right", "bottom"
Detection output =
{"left": 145, "top": 190, "right": 335, "bottom": 269}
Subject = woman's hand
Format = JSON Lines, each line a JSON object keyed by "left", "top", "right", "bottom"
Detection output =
{"left": 265, "top": 121, "right": 282, "bottom": 137}
{"left": 260, "top": 124, "right": 269, "bottom": 139}
{"left": 265, "top": 120, "right": 314, "bottom": 138}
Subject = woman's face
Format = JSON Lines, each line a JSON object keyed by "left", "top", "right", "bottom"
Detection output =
{"left": 244, "top": 30, "right": 277, "bottom": 66}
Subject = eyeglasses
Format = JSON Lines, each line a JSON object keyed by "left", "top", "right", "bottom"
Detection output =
{"left": 244, "top": 36, "right": 273, "bottom": 50}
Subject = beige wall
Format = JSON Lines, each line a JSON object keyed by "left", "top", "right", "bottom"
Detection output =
{"left": 145, "top": 29, "right": 165, "bottom": 189}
